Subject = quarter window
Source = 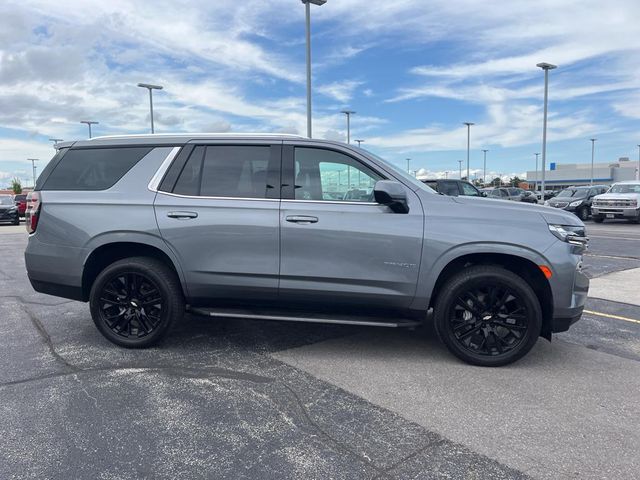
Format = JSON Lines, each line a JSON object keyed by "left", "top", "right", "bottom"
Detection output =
{"left": 294, "top": 148, "right": 382, "bottom": 202}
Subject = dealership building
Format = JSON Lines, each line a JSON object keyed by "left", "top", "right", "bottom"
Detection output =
{"left": 525, "top": 157, "right": 639, "bottom": 190}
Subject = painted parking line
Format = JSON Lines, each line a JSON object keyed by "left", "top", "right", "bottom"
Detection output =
{"left": 584, "top": 309, "right": 640, "bottom": 325}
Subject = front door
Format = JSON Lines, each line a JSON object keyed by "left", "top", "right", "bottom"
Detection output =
{"left": 154, "top": 143, "right": 281, "bottom": 306}
{"left": 279, "top": 144, "right": 424, "bottom": 310}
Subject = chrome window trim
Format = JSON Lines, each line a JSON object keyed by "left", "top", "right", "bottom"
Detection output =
{"left": 148, "top": 146, "right": 182, "bottom": 192}
{"left": 282, "top": 199, "right": 379, "bottom": 206}
{"left": 155, "top": 190, "right": 280, "bottom": 202}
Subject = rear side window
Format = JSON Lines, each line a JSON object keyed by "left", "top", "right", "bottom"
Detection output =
{"left": 42, "top": 147, "right": 152, "bottom": 191}
{"left": 201, "top": 146, "right": 271, "bottom": 198}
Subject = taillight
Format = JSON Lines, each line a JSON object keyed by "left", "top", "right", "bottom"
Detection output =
{"left": 26, "top": 192, "right": 41, "bottom": 234}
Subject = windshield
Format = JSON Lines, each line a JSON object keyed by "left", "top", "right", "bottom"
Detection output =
{"left": 0, "top": 196, "right": 14, "bottom": 205}
{"left": 556, "top": 188, "right": 587, "bottom": 198}
{"left": 609, "top": 183, "right": 640, "bottom": 194}
{"left": 363, "top": 149, "right": 437, "bottom": 194}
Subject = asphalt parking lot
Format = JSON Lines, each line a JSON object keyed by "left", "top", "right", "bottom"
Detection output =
{"left": 1, "top": 219, "right": 639, "bottom": 479}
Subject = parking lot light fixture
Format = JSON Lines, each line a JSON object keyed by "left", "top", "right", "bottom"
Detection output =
{"left": 48, "top": 138, "right": 63, "bottom": 147}
{"left": 302, "top": 0, "right": 326, "bottom": 138}
{"left": 590, "top": 139, "right": 597, "bottom": 185}
{"left": 481, "top": 149, "right": 488, "bottom": 185}
{"left": 28, "top": 158, "right": 39, "bottom": 188}
{"left": 137, "top": 83, "right": 163, "bottom": 133}
{"left": 355, "top": 139, "right": 364, "bottom": 147}
{"left": 458, "top": 159, "right": 463, "bottom": 179}
{"left": 463, "top": 122, "right": 474, "bottom": 179}
{"left": 341, "top": 110, "right": 355, "bottom": 144}
{"left": 537, "top": 62, "right": 557, "bottom": 203}
{"left": 80, "top": 120, "right": 98, "bottom": 138}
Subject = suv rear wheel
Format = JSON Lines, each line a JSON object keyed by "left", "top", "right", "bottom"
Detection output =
{"left": 434, "top": 265, "right": 542, "bottom": 367}
{"left": 89, "top": 257, "right": 185, "bottom": 348}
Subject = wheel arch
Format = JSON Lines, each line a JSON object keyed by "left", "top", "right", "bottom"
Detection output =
{"left": 427, "top": 252, "right": 554, "bottom": 340}
{"left": 81, "top": 241, "right": 187, "bottom": 302}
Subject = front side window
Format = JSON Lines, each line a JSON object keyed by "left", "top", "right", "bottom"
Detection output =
{"left": 439, "top": 181, "right": 460, "bottom": 196}
{"left": 294, "top": 148, "right": 383, "bottom": 202}
{"left": 460, "top": 182, "right": 480, "bottom": 196}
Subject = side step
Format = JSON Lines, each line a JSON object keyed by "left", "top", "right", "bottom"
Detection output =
{"left": 187, "top": 307, "right": 422, "bottom": 328}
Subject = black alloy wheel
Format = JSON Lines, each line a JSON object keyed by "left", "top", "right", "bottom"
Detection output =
{"left": 577, "top": 206, "right": 589, "bottom": 221}
{"left": 90, "top": 257, "right": 184, "bottom": 348}
{"left": 434, "top": 265, "right": 542, "bottom": 367}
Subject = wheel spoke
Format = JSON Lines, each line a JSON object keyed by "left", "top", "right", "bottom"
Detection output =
{"left": 457, "top": 325, "right": 482, "bottom": 340}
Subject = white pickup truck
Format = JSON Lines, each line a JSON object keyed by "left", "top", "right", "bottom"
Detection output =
{"left": 591, "top": 181, "right": 640, "bottom": 223}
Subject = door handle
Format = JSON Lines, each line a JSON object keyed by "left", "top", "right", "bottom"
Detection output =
{"left": 286, "top": 215, "right": 318, "bottom": 224}
{"left": 167, "top": 211, "right": 198, "bottom": 219}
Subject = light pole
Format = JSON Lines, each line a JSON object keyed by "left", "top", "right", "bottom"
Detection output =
{"left": 28, "top": 158, "right": 39, "bottom": 188}
{"left": 80, "top": 120, "right": 98, "bottom": 138}
{"left": 463, "top": 122, "right": 474, "bottom": 180}
{"left": 458, "top": 160, "right": 463, "bottom": 179}
{"left": 537, "top": 62, "right": 557, "bottom": 203}
{"left": 355, "top": 139, "right": 364, "bottom": 147}
{"left": 590, "top": 138, "right": 597, "bottom": 185}
{"left": 481, "top": 149, "right": 488, "bottom": 185}
{"left": 49, "top": 138, "right": 63, "bottom": 147}
{"left": 636, "top": 144, "right": 640, "bottom": 181}
{"left": 534, "top": 152, "right": 540, "bottom": 192}
{"left": 302, "top": 0, "right": 326, "bottom": 138}
{"left": 137, "top": 83, "right": 163, "bottom": 133}
{"left": 445, "top": 171, "right": 449, "bottom": 179}
{"left": 406, "top": 158, "right": 411, "bottom": 173}
{"left": 341, "top": 110, "right": 355, "bottom": 144}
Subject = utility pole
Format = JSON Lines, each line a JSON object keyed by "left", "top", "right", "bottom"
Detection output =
{"left": 28, "top": 158, "right": 39, "bottom": 188}
{"left": 534, "top": 153, "right": 540, "bottom": 192}
{"left": 341, "top": 110, "right": 355, "bottom": 143}
{"left": 137, "top": 83, "right": 163, "bottom": 133}
{"left": 458, "top": 160, "right": 463, "bottom": 179}
{"left": 463, "top": 122, "right": 474, "bottom": 180}
{"left": 80, "top": 120, "right": 98, "bottom": 138}
{"left": 406, "top": 158, "right": 411, "bottom": 173}
{"left": 537, "top": 62, "right": 557, "bottom": 203}
{"left": 302, "top": 0, "right": 327, "bottom": 138}
{"left": 481, "top": 149, "right": 488, "bottom": 185}
{"left": 590, "top": 138, "right": 597, "bottom": 185}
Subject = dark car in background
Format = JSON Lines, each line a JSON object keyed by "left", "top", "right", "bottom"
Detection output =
{"left": 421, "top": 179, "right": 483, "bottom": 197}
{"left": 0, "top": 195, "right": 20, "bottom": 225}
{"left": 545, "top": 185, "right": 608, "bottom": 220}
{"left": 14, "top": 194, "right": 27, "bottom": 217}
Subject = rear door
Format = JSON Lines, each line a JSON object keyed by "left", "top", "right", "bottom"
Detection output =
{"left": 278, "top": 143, "right": 424, "bottom": 310}
{"left": 154, "top": 142, "right": 281, "bottom": 305}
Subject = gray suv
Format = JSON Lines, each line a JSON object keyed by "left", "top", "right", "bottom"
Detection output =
{"left": 25, "top": 134, "right": 589, "bottom": 366}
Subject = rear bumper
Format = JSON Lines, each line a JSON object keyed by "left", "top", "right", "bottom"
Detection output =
{"left": 28, "top": 277, "right": 84, "bottom": 301}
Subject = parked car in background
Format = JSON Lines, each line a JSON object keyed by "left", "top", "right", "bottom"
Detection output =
{"left": 25, "top": 134, "right": 589, "bottom": 367}
{"left": 545, "top": 185, "right": 608, "bottom": 220}
{"left": 521, "top": 191, "right": 538, "bottom": 203}
{"left": 591, "top": 181, "right": 640, "bottom": 223}
{"left": 536, "top": 190, "right": 557, "bottom": 201}
{"left": 0, "top": 195, "right": 20, "bottom": 225}
{"left": 485, "top": 187, "right": 525, "bottom": 201}
{"left": 421, "top": 179, "right": 483, "bottom": 197}
{"left": 14, "top": 194, "right": 27, "bottom": 217}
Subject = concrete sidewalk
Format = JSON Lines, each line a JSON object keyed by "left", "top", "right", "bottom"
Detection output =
{"left": 589, "top": 267, "right": 640, "bottom": 306}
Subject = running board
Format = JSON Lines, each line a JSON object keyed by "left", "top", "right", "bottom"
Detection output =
{"left": 187, "top": 307, "right": 421, "bottom": 328}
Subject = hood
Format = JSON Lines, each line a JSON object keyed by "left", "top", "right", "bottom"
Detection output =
{"left": 548, "top": 195, "right": 586, "bottom": 204}
{"left": 594, "top": 192, "right": 639, "bottom": 200}
{"left": 451, "top": 195, "right": 583, "bottom": 226}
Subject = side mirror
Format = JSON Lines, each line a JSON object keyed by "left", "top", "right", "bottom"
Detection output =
{"left": 374, "top": 180, "right": 409, "bottom": 213}
{"left": 481, "top": 192, "right": 487, "bottom": 197}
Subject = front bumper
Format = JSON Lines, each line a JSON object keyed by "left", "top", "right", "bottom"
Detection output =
{"left": 0, "top": 210, "right": 19, "bottom": 222}
{"left": 591, "top": 206, "right": 639, "bottom": 218}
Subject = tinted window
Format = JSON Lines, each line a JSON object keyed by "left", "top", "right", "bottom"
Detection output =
{"left": 42, "top": 147, "right": 152, "bottom": 191}
{"left": 200, "top": 146, "right": 271, "bottom": 198}
{"left": 173, "top": 147, "right": 205, "bottom": 196}
{"left": 294, "top": 148, "right": 382, "bottom": 202}
{"left": 423, "top": 181, "right": 438, "bottom": 191}
{"left": 0, "top": 196, "right": 13, "bottom": 205}
{"left": 439, "top": 181, "right": 460, "bottom": 196}
{"left": 14, "top": 195, "right": 26, "bottom": 201}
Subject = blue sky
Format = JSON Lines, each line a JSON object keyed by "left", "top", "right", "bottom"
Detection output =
{"left": 1, "top": 0, "right": 640, "bottom": 187}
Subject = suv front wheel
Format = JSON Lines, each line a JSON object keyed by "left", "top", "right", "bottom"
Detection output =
{"left": 89, "top": 257, "right": 185, "bottom": 348}
{"left": 434, "top": 265, "right": 542, "bottom": 367}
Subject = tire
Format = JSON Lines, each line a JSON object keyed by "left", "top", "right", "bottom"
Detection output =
{"left": 628, "top": 215, "right": 640, "bottom": 224}
{"left": 433, "top": 265, "right": 543, "bottom": 367}
{"left": 89, "top": 257, "right": 185, "bottom": 348}
{"left": 592, "top": 216, "right": 604, "bottom": 223}
{"left": 12, "top": 217, "right": 19, "bottom": 225}
{"left": 577, "top": 206, "right": 589, "bottom": 221}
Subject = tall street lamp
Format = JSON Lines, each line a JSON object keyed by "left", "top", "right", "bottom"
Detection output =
{"left": 534, "top": 152, "right": 540, "bottom": 192}
{"left": 406, "top": 158, "right": 411, "bottom": 173}
{"left": 458, "top": 160, "right": 463, "bottom": 179}
{"left": 49, "top": 138, "right": 63, "bottom": 147}
{"left": 341, "top": 110, "right": 355, "bottom": 144}
{"left": 80, "top": 120, "right": 98, "bottom": 138}
{"left": 463, "top": 122, "right": 474, "bottom": 180}
{"left": 302, "top": 0, "right": 327, "bottom": 138}
{"left": 590, "top": 138, "right": 597, "bottom": 185}
{"left": 355, "top": 139, "right": 364, "bottom": 147}
{"left": 137, "top": 83, "right": 163, "bottom": 133}
{"left": 537, "top": 62, "right": 557, "bottom": 203}
{"left": 444, "top": 171, "right": 449, "bottom": 179}
{"left": 481, "top": 149, "right": 488, "bottom": 185}
{"left": 28, "top": 158, "right": 39, "bottom": 188}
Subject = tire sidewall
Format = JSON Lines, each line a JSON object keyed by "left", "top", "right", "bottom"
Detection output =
{"left": 434, "top": 267, "right": 543, "bottom": 367}
{"left": 89, "top": 259, "right": 178, "bottom": 348}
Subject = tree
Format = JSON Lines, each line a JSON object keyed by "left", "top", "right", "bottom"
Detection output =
{"left": 491, "top": 177, "right": 502, "bottom": 187}
{"left": 11, "top": 178, "right": 22, "bottom": 195}
{"left": 509, "top": 176, "right": 524, "bottom": 186}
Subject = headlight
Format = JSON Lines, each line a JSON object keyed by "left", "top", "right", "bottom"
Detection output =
{"left": 544, "top": 200, "right": 549, "bottom": 206}
{"left": 569, "top": 200, "right": 583, "bottom": 207}
{"left": 549, "top": 224, "right": 587, "bottom": 246}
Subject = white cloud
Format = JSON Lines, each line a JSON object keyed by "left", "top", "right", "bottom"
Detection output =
{"left": 317, "top": 80, "right": 363, "bottom": 103}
